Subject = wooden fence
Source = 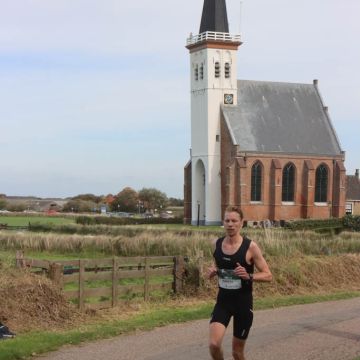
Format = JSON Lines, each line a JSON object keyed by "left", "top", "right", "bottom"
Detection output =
{"left": 16, "top": 251, "right": 185, "bottom": 311}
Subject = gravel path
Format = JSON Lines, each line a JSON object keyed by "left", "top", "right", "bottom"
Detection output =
{"left": 35, "top": 297, "right": 360, "bottom": 360}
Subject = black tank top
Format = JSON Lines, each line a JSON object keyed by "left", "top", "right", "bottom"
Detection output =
{"left": 213, "top": 236, "right": 254, "bottom": 295}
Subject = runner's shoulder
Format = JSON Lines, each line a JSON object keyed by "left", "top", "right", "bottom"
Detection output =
{"left": 211, "top": 236, "right": 224, "bottom": 249}
{"left": 245, "top": 237, "right": 260, "bottom": 251}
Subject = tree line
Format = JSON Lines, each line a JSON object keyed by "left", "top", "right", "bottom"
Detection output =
{"left": 0, "top": 188, "right": 183, "bottom": 214}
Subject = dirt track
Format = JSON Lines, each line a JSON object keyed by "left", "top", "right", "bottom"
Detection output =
{"left": 35, "top": 297, "right": 360, "bottom": 360}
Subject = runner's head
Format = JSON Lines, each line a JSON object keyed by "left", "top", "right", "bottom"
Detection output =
{"left": 224, "top": 206, "right": 244, "bottom": 220}
{"left": 223, "top": 206, "right": 244, "bottom": 235}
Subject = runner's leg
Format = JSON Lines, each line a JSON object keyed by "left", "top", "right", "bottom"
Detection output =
{"left": 209, "top": 322, "right": 226, "bottom": 360}
{"left": 232, "top": 336, "right": 246, "bottom": 360}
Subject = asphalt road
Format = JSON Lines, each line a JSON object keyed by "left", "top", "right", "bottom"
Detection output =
{"left": 35, "top": 297, "right": 360, "bottom": 360}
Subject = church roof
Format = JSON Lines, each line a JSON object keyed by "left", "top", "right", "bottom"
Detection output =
{"left": 222, "top": 80, "right": 343, "bottom": 156}
{"left": 199, "top": 0, "right": 229, "bottom": 34}
{"left": 346, "top": 175, "right": 360, "bottom": 200}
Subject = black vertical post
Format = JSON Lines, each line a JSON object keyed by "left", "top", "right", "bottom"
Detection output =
{"left": 197, "top": 202, "right": 200, "bottom": 226}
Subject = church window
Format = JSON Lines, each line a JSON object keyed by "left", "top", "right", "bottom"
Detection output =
{"left": 251, "top": 161, "right": 262, "bottom": 201}
{"left": 282, "top": 163, "right": 295, "bottom": 202}
{"left": 200, "top": 64, "right": 204, "bottom": 80}
{"left": 195, "top": 64, "right": 198, "bottom": 81}
{"left": 225, "top": 62, "right": 231, "bottom": 78}
{"left": 215, "top": 62, "right": 220, "bottom": 78}
{"left": 315, "top": 164, "right": 328, "bottom": 202}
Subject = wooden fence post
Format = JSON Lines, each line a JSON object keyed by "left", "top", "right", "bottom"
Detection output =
{"left": 196, "top": 250, "right": 204, "bottom": 288}
{"left": 173, "top": 256, "right": 185, "bottom": 294}
{"left": 144, "top": 257, "right": 150, "bottom": 301}
{"left": 112, "top": 257, "right": 118, "bottom": 307}
{"left": 15, "top": 251, "right": 25, "bottom": 268}
{"left": 48, "top": 263, "right": 64, "bottom": 289}
{"left": 79, "top": 259, "right": 85, "bottom": 312}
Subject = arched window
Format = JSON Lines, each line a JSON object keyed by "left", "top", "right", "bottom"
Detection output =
{"left": 224, "top": 62, "right": 230, "bottom": 78}
{"left": 214, "top": 62, "right": 220, "bottom": 78}
{"left": 282, "top": 163, "right": 295, "bottom": 202}
{"left": 315, "top": 164, "right": 328, "bottom": 202}
{"left": 200, "top": 64, "right": 204, "bottom": 80}
{"left": 251, "top": 161, "right": 262, "bottom": 201}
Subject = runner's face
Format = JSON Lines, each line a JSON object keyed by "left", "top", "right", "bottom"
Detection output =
{"left": 223, "top": 211, "right": 243, "bottom": 236}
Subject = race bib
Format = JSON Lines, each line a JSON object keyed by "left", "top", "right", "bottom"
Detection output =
{"left": 218, "top": 269, "right": 242, "bottom": 290}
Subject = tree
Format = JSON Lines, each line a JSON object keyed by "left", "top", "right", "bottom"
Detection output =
{"left": 71, "top": 194, "right": 103, "bottom": 203}
{"left": 0, "top": 198, "right": 7, "bottom": 210}
{"left": 138, "top": 188, "right": 168, "bottom": 212}
{"left": 5, "top": 202, "right": 26, "bottom": 212}
{"left": 62, "top": 199, "right": 97, "bottom": 213}
{"left": 168, "top": 197, "right": 184, "bottom": 207}
{"left": 111, "top": 187, "right": 138, "bottom": 213}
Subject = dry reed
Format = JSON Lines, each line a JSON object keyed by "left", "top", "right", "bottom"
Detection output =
{"left": 1, "top": 228, "right": 360, "bottom": 258}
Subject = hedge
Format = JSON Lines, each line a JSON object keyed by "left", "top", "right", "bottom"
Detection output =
{"left": 75, "top": 215, "right": 183, "bottom": 226}
{"left": 284, "top": 218, "right": 343, "bottom": 231}
{"left": 343, "top": 215, "right": 360, "bottom": 232}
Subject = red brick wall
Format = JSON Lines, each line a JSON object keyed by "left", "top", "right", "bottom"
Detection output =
{"left": 220, "top": 114, "right": 238, "bottom": 215}
{"left": 221, "top": 148, "right": 345, "bottom": 221}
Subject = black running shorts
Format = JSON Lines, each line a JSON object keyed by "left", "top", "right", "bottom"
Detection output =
{"left": 210, "top": 299, "right": 253, "bottom": 340}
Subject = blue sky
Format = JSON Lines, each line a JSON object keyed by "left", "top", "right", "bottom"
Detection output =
{"left": 1, "top": 0, "right": 359, "bottom": 198}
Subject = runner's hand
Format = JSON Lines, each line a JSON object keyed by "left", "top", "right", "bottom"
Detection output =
{"left": 207, "top": 265, "right": 218, "bottom": 279}
{"left": 234, "top": 262, "right": 249, "bottom": 279}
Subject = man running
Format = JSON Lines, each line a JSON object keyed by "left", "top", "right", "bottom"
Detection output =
{"left": 207, "top": 206, "right": 272, "bottom": 360}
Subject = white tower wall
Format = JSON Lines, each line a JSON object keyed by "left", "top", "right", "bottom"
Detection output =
{"left": 189, "top": 44, "right": 238, "bottom": 225}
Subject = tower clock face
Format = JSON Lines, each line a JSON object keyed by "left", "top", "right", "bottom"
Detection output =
{"left": 224, "top": 94, "right": 234, "bottom": 105}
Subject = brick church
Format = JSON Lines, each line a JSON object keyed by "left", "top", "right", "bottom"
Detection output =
{"left": 184, "top": 0, "right": 346, "bottom": 225}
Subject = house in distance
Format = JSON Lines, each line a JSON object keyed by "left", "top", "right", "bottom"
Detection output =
{"left": 184, "top": 0, "right": 346, "bottom": 225}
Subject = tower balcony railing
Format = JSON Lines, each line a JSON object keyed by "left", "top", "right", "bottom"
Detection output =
{"left": 186, "top": 31, "right": 241, "bottom": 45}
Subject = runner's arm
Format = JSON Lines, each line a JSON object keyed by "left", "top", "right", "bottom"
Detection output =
{"left": 250, "top": 242, "right": 272, "bottom": 282}
{"left": 206, "top": 238, "right": 218, "bottom": 279}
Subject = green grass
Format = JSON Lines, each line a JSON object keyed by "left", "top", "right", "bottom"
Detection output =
{"left": 0, "top": 216, "right": 74, "bottom": 227}
{"left": 1, "top": 291, "right": 359, "bottom": 360}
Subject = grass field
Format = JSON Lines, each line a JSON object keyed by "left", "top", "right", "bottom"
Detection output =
{"left": 0, "top": 216, "right": 74, "bottom": 227}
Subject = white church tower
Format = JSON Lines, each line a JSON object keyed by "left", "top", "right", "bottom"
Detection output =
{"left": 186, "top": 0, "right": 242, "bottom": 225}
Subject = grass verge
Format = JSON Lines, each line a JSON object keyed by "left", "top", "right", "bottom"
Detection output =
{"left": 0, "top": 216, "right": 74, "bottom": 227}
{"left": 1, "top": 291, "right": 360, "bottom": 360}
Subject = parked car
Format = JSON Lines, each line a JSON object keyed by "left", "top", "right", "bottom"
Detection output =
{"left": 160, "top": 212, "right": 174, "bottom": 219}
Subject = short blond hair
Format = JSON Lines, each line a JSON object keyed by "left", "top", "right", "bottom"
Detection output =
{"left": 224, "top": 206, "right": 244, "bottom": 220}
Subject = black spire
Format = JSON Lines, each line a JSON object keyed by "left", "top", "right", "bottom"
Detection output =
{"left": 199, "top": 0, "right": 229, "bottom": 34}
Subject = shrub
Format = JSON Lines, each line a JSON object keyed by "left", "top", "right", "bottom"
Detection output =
{"left": 284, "top": 218, "right": 343, "bottom": 231}
{"left": 75, "top": 216, "right": 183, "bottom": 226}
{"left": 0, "top": 199, "right": 7, "bottom": 210}
{"left": 343, "top": 215, "right": 360, "bottom": 232}
{"left": 5, "top": 202, "right": 27, "bottom": 212}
